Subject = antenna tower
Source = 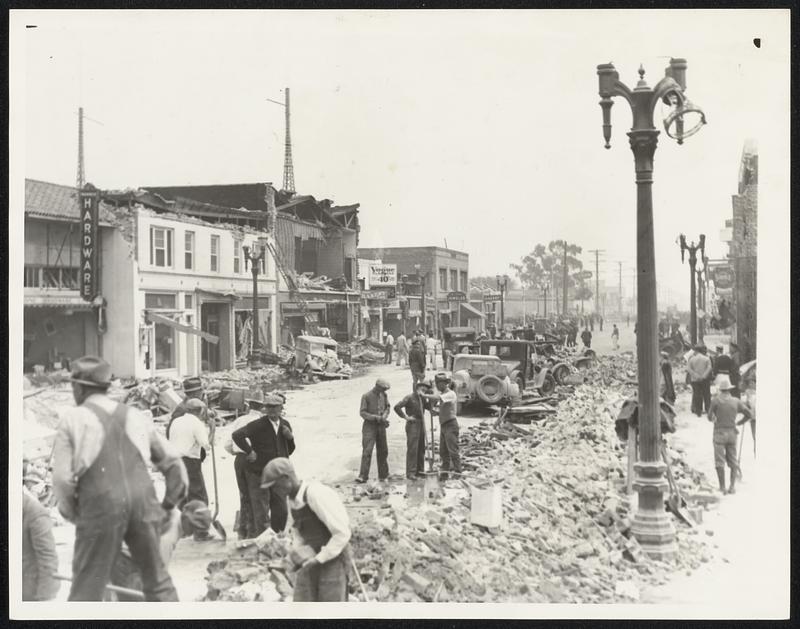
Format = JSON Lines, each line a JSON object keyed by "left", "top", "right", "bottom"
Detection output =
{"left": 282, "top": 88, "right": 295, "bottom": 193}
{"left": 77, "top": 107, "right": 85, "bottom": 190}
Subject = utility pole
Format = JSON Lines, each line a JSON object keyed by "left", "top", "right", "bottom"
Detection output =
{"left": 588, "top": 249, "right": 605, "bottom": 315}
{"left": 617, "top": 261, "right": 623, "bottom": 317}
{"left": 76, "top": 107, "right": 85, "bottom": 191}
{"left": 562, "top": 241, "right": 568, "bottom": 315}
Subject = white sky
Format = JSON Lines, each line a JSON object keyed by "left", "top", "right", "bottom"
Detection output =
{"left": 15, "top": 9, "right": 789, "bottom": 307}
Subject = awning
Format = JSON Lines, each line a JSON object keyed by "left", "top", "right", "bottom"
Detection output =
{"left": 146, "top": 312, "right": 219, "bottom": 344}
{"left": 282, "top": 302, "right": 327, "bottom": 314}
{"left": 460, "top": 302, "right": 486, "bottom": 319}
{"left": 195, "top": 288, "right": 239, "bottom": 300}
{"left": 25, "top": 294, "right": 93, "bottom": 309}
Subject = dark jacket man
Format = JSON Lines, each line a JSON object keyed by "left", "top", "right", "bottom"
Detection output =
{"left": 232, "top": 395, "right": 295, "bottom": 534}
{"left": 409, "top": 343, "right": 427, "bottom": 387}
{"left": 581, "top": 328, "right": 592, "bottom": 349}
{"left": 394, "top": 382, "right": 431, "bottom": 479}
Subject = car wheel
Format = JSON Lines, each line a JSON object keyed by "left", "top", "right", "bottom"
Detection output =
{"left": 539, "top": 373, "right": 556, "bottom": 396}
{"left": 476, "top": 374, "right": 505, "bottom": 404}
{"left": 552, "top": 365, "right": 569, "bottom": 385}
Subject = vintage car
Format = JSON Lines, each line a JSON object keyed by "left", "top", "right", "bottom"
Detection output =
{"left": 289, "top": 335, "right": 351, "bottom": 379}
{"left": 442, "top": 326, "right": 479, "bottom": 370}
{"left": 479, "top": 339, "right": 557, "bottom": 395}
{"left": 449, "top": 353, "right": 520, "bottom": 411}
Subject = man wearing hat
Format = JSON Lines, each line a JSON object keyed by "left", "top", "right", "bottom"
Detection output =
{"left": 422, "top": 373, "right": 462, "bottom": 480}
{"left": 708, "top": 375, "right": 753, "bottom": 494}
{"left": 261, "top": 458, "right": 351, "bottom": 602}
{"left": 53, "top": 356, "right": 187, "bottom": 601}
{"left": 712, "top": 345, "right": 741, "bottom": 398}
{"left": 660, "top": 351, "right": 676, "bottom": 405}
{"left": 357, "top": 378, "right": 392, "bottom": 483}
{"left": 224, "top": 397, "right": 265, "bottom": 539}
{"left": 108, "top": 500, "right": 212, "bottom": 600}
{"left": 687, "top": 345, "right": 713, "bottom": 416}
{"left": 168, "top": 397, "right": 212, "bottom": 520}
{"left": 408, "top": 340, "right": 427, "bottom": 388}
{"left": 232, "top": 394, "right": 295, "bottom": 535}
{"left": 393, "top": 380, "right": 432, "bottom": 479}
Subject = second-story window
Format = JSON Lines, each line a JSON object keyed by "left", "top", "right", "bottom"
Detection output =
{"left": 150, "top": 226, "right": 173, "bottom": 268}
{"left": 233, "top": 240, "right": 241, "bottom": 274}
{"left": 184, "top": 231, "right": 195, "bottom": 270}
{"left": 461, "top": 271, "right": 468, "bottom": 292}
{"left": 450, "top": 269, "right": 458, "bottom": 291}
{"left": 439, "top": 267, "right": 447, "bottom": 291}
{"left": 210, "top": 235, "right": 220, "bottom": 272}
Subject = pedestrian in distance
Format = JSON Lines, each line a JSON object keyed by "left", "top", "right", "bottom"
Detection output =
{"left": 394, "top": 380, "right": 431, "bottom": 479}
{"left": 589, "top": 315, "right": 595, "bottom": 332}
{"left": 383, "top": 331, "right": 394, "bottom": 364}
{"left": 581, "top": 327, "right": 592, "bottom": 350}
{"left": 660, "top": 350, "right": 676, "bottom": 405}
{"left": 356, "top": 378, "right": 391, "bottom": 483}
{"left": 395, "top": 331, "right": 408, "bottom": 367}
{"left": 599, "top": 315, "right": 604, "bottom": 332}
{"left": 712, "top": 344, "right": 741, "bottom": 398}
{"left": 687, "top": 345, "right": 713, "bottom": 416}
{"left": 224, "top": 397, "right": 266, "bottom": 539}
{"left": 168, "top": 397, "right": 212, "bottom": 515}
{"left": 232, "top": 394, "right": 295, "bottom": 535}
{"left": 422, "top": 373, "right": 461, "bottom": 481}
{"left": 108, "top": 500, "right": 212, "bottom": 600}
{"left": 261, "top": 458, "right": 351, "bottom": 602}
{"left": 611, "top": 323, "right": 620, "bottom": 350}
{"left": 427, "top": 332, "right": 438, "bottom": 370}
{"left": 708, "top": 375, "right": 752, "bottom": 494}
{"left": 22, "top": 488, "right": 60, "bottom": 601}
{"left": 53, "top": 356, "right": 187, "bottom": 601}
{"left": 409, "top": 340, "right": 427, "bottom": 388}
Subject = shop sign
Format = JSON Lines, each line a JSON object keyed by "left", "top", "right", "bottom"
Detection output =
{"left": 712, "top": 266, "right": 734, "bottom": 290}
{"left": 447, "top": 291, "right": 467, "bottom": 303}
{"left": 79, "top": 186, "right": 100, "bottom": 302}
{"left": 363, "top": 287, "right": 396, "bottom": 300}
{"left": 368, "top": 264, "right": 397, "bottom": 287}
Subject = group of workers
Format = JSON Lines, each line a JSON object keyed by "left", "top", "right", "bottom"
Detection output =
{"left": 383, "top": 329, "right": 441, "bottom": 372}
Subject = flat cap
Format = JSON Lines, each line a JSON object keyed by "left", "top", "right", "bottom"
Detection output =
{"left": 434, "top": 372, "right": 451, "bottom": 382}
{"left": 262, "top": 394, "right": 285, "bottom": 407}
{"left": 375, "top": 378, "right": 391, "bottom": 390}
{"left": 184, "top": 398, "right": 207, "bottom": 414}
{"left": 261, "top": 457, "right": 295, "bottom": 488}
{"left": 70, "top": 356, "right": 112, "bottom": 387}
{"left": 182, "top": 377, "right": 203, "bottom": 393}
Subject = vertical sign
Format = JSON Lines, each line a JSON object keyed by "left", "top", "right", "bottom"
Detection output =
{"left": 79, "top": 185, "right": 100, "bottom": 301}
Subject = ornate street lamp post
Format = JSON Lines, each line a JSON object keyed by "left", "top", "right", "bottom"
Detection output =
{"left": 415, "top": 264, "right": 429, "bottom": 334}
{"left": 496, "top": 274, "right": 509, "bottom": 331}
{"left": 243, "top": 236, "right": 269, "bottom": 367}
{"left": 679, "top": 233, "right": 706, "bottom": 345}
{"left": 540, "top": 282, "right": 549, "bottom": 318}
{"left": 597, "top": 57, "right": 706, "bottom": 559}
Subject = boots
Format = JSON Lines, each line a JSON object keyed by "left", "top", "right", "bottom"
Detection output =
{"left": 728, "top": 469, "right": 737, "bottom": 494}
{"left": 716, "top": 467, "right": 727, "bottom": 494}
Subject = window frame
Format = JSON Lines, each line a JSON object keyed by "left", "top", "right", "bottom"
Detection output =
{"left": 184, "top": 231, "right": 195, "bottom": 270}
{"left": 210, "top": 234, "right": 220, "bottom": 273}
{"left": 233, "top": 239, "right": 242, "bottom": 274}
{"left": 150, "top": 226, "right": 174, "bottom": 268}
{"left": 439, "top": 267, "right": 448, "bottom": 291}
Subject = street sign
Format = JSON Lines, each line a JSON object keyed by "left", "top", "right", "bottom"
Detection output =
{"left": 368, "top": 264, "right": 397, "bottom": 287}
{"left": 574, "top": 270, "right": 593, "bottom": 280}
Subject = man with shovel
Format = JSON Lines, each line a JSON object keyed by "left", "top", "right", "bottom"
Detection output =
{"left": 393, "top": 380, "right": 431, "bottom": 480}
{"left": 232, "top": 394, "right": 295, "bottom": 535}
{"left": 423, "top": 373, "right": 462, "bottom": 481}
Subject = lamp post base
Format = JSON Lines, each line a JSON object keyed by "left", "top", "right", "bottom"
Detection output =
{"left": 632, "top": 460, "right": 677, "bottom": 560}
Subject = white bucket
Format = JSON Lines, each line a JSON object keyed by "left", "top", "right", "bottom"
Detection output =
{"left": 470, "top": 481, "right": 503, "bottom": 528}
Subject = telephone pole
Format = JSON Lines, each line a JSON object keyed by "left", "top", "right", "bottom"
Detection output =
{"left": 588, "top": 249, "right": 605, "bottom": 314}
{"left": 617, "top": 261, "right": 623, "bottom": 317}
{"left": 562, "top": 241, "right": 568, "bottom": 315}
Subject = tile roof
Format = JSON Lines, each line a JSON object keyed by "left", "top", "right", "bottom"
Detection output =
{"left": 25, "top": 179, "right": 115, "bottom": 223}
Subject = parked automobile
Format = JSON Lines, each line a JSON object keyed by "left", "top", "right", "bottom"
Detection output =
{"left": 449, "top": 353, "right": 520, "bottom": 412}
{"left": 479, "top": 339, "right": 557, "bottom": 395}
{"left": 442, "top": 326, "right": 479, "bottom": 370}
{"left": 289, "top": 335, "right": 351, "bottom": 379}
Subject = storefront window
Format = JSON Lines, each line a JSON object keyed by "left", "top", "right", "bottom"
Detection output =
{"left": 154, "top": 320, "right": 175, "bottom": 370}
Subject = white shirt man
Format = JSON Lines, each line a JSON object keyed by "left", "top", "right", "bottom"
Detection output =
{"left": 168, "top": 408, "right": 210, "bottom": 459}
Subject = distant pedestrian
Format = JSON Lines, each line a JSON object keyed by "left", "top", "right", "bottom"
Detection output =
{"left": 708, "top": 376, "right": 752, "bottom": 494}
{"left": 581, "top": 327, "right": 592, "bottom": 349}
{"left": 422, "top": 373, "right": 461, "bottom": 480}
{"left": 395, "top": 332, "right": 408, "bottom": 367}
{"left": 611, "top": 324, "right": 620, "bottom": 350}
{"left": 660, "top": 351, "right": 676, "bottom": 404}
{"left": 589, "top": 315, "right": 594, "bottom": 332}
{"left": 427, "top": 333, "right": 438, "bottom": 370}
{"left": 712, "top": 345, "right": 741, "bottom": 398}
{"left": 394, "top": 380, "right": 431, "bottom": 479}
{"left": 687, "top": 345, "right": 713, "bottom": 416}
{"left": 627, "top": 314, "right": 630, "bottom": 328}
{"left": 261, "top": 458, "right": 351, "bottom": 602}
{"left": 409, "top": 340, "right": 427, "bottom": 388}
{"left": 599, "top": 316, "right": 604, "bottom": 332}
{"left": 53, "top": 356, "right": 187, "bottom": 601}
{"left": 356, "top": 378, "right": 391, "bottom": 483}
{"left": 22, "top": 489, "right": 59, "bottom": 601}
{"left": 231, "top": 395, "right": 295, "bottom": 535}
{"left": 384, "top": 332, "right": 394, "bottom": 364}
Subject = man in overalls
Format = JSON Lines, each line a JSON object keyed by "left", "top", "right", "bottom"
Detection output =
{"left": 53, "top": 356, "right": 188, "bottom": 601}
{"left": 261, "top": 458, "right": 351, "bottom": 602}
{"left": 422, "top": 372, "right": 461, "bottom": 481}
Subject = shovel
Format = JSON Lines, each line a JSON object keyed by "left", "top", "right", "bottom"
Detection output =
{"left": 660, "top": 443, "right": 695, "bottom": 527}
{"left": 53, "top": 573, "right": 145, "bottom": 601}
{"left": 209, "top": 438, "right": 228, "bottom": 541}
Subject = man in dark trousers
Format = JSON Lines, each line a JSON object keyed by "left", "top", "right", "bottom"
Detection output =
{"left": 393, "top": 380, "right": 431, "bottom": 479}
{"left": 357, "top": 378, "right": 391, "bottom": 483}
{"left": 581, "top": 327, "right": 592, "bottom": 350}
{"left": 409, "top": 339, "right": 427, "bottom": 388}
{"left": 708, "top": 376, "right": 752, "bottom": 494}
{"left": 687, "top": 345, "right": 713, "bottom": 416}
{"left": 713, "top": 345, "right": 741, "bottom": 398}
{"left": 261, "top": 458, "right": 351, "bottom": 602}
{"left": 224, "top": 398, "right": 265, "bottom": 539}
{"left": 660, "top": 351, "right": 676, "bottom": 405}
{"left": 423, "top": 373, "right": 461, "bottom": 481}
{"left": 53, "top": 356, "right": 187, "bottom": 601}
{"left": 22, "top": 489, "right": 60, "bottom": 601}
{"left": 167, "top": 377, "right": 217, "bottom": 466}
{"left": 232, "top": 395, "right": 295, "bottom": 535}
